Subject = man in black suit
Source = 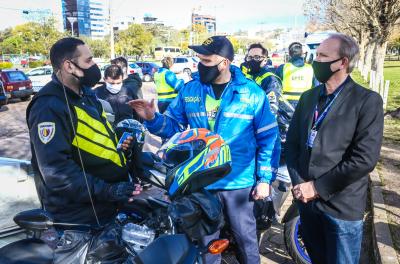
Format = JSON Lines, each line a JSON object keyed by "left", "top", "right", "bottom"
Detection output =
{"left": 285, "top": 33, "right": 384, "bottom": 264}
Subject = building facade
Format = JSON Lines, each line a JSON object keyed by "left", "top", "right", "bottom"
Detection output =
{"left": 191, "top": 13, "right": 216, "bottom": 35}
{"left": 62, "top": 0, "right": 109, "bottom": 39}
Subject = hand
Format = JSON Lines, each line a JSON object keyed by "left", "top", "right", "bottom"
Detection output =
{"left": 128, "top": 184, "right": 143, "bottom": 202}
{"left": 107, "top": 182, "right": 142, "bottom": 202}
{"left": 127, "top": 99, "right": 156, "bottom": 121}
{"left": 292, "top": 181, "right": 319, "bottom": 203}
{"left": 252, "top": 182, "right": 271, "bottom": 200}
{"left": 121, "top": 136, "right": 133, "bottom": 152}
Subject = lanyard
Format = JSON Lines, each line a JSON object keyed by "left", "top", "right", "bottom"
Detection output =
{"left": 312, "top": 86, "right": 344, "bottom": 130}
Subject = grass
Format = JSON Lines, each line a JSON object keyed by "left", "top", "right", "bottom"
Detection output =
{"left": 352, "top": 61, "right": 400, "bottom": 143}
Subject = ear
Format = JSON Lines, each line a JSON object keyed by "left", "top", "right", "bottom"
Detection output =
{"left": 341, "top": 57, "right": 349, "bottom": 70}
{"left": 62, "top": 60, "right": 74, "bottom": 74}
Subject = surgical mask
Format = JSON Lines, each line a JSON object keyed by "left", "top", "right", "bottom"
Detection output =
{"left": 198, "top": 60, "right": 224, "bottom": 84}
{"left": 106, "top": 82, "right": 123, "bottom": 94}
{"left": 71, "top": 61, "right": 102, "bottom": 87}
{"left": 246, "top": 60, "right": 262, "bottom": 74}
{"left": 312, "top": 58, "right": 343, "bottom": 83}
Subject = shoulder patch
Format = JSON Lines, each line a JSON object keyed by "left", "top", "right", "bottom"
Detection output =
{"left": 38, "top": 122, "right": 56, "bottom": 144}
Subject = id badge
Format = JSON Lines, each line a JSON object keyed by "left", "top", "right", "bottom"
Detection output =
{"left": 117, "top": 132, "right": 132, "bottom": 151}
{"left": 307, "top": 129, "right": 318, "bottom": 148}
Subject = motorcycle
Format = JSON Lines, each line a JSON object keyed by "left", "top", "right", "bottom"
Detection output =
{"left": 0, "top": 127, "right": 234, "bottom": 264}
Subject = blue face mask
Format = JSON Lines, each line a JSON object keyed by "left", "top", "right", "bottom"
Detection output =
{"left": 106, "top": 82, "right": 123, "bottom": 94}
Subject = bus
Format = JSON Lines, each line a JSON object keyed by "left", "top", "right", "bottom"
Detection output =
{"left": 154, "top": 46, "right": 182, "bottom": 60}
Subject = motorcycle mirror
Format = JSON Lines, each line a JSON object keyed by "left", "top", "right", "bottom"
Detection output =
{"left": 13, "top": 209, "right": 54, "bottom": 231}
{"left": 207, "top": 239, "right": 229, "bottom": 255}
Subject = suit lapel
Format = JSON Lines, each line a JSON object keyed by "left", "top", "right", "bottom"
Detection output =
{"left": 304, "top": 88, "right": 320, "bottom": 133}
{"left": 317, "top": 78, "right": 354, "bottom": 131}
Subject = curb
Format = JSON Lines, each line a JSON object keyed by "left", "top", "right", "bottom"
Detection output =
{"left": 370, "top": 169, "right": 399, "bottom": 264}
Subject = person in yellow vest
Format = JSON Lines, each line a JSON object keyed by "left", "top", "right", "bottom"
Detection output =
{"left": 26, "top": 37, "right": 141, "bottom": 228}
{"left": 241, "top": 43, "right": 282, "bottom": 114}
{"left": 154, "top": 57, "right": 184, "bottom": 113}
{"left": 276, "top": 42, "right": 319, "bottom": 108}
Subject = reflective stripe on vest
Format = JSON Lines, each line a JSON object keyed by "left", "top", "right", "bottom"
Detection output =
{"left": 154, "top": 71, "right": 178, "bottom": 99}
{"left": 282, "top": 63, "right": 314, "bottom": 101}
{"left": 72, "top": 106, "right": 125, "bottom": 167}
{"left": 254, "top": 72, "right": 280, "bottom": 86}
{"left": 241, "top": 64, "right": 252, "bottom": 79}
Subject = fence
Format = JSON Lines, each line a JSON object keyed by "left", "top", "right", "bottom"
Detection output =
{"left": 360, "top": 66, "right": 390, "bottom": 109}
{"left": 385, "top": 55, "right": 400, "bottom": 61}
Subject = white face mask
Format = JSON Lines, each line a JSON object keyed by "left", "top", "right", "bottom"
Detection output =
{"left": 106, "top": 82, "right": 123, "bottom": 94}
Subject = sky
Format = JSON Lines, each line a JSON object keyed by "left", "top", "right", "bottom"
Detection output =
{"left": 0, "top": 0, "right": 307, "bottom": 32}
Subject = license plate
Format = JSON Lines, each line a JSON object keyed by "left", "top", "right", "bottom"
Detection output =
{"left": 19, "top": 87, "right": 25, "bottom": 91}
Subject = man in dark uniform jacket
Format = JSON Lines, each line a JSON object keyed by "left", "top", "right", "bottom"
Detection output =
{"left": 27, "top": 38, "right": 141, "bottom": 227}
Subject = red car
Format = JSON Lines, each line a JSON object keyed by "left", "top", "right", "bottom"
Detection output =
{"left": 0, "top": 69, "right": 33, "bottom": 102}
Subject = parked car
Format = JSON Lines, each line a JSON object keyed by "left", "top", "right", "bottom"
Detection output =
{"left": 128, "top": 62, "right": 144, "bottom": 80}
{"left": 101, "top": 63, "right": 143, "bottom": 81}
{"left": 0, "top": 70, "right": 33, "bottom": 102}
{"left": 0, "top": 81, "right": 8, "bottom": 107}
{"left": 0, "top": 158, "right": 40, "bottom": 239}
{"left": 26, "top": 66, "right": 53, "bottom": 93}
{"left": 136, "top": 62, "right": 160, "bottom": 82}
{"left": 170, "top": 56, "right": 199, "bottom": 75}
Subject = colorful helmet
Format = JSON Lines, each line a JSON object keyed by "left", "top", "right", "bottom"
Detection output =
{"left": 158, "top": 128, "right": 232, "bottom": 198}
{"left": 115, "top": 119, "right": 147, "bottom": 144}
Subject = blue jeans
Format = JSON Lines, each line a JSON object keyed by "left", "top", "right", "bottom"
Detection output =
{"left": 201, "top": 187, "right": 260, "bottom": 264}
{"left": 297, "top": 201, "right": 363, "bottom": 264}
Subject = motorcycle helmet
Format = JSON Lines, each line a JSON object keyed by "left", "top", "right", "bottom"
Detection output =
{"left": 115, "top": 119, "right": 147, "bottom": 145}
{"left": 158, "top": 128, "right": 232, "bottom": 198}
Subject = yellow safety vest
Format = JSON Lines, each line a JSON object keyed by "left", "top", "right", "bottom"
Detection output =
{"left": 72, "top": 106, "right": 126, "bottom": 168}
{"left": 240, "top": 64, "right": 252, "bottom": 79}
{"left": 154, "top": 70, "right": 178, "bottom": 100}
{"left": 282, "top": 63, "right": 314, "bottom": 101}
{"left": 254, "top": 71, "right": 280, "bottom": 86}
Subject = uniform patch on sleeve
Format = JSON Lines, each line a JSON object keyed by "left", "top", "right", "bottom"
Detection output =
{"left": 38, "top": 122, "right": 56, "bottom": 144}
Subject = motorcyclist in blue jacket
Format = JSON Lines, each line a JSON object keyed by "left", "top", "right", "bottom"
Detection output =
{"left": 129, "top": 36, "right": 279, "bottom": 264}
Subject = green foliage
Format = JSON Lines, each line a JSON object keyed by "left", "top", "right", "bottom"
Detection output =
{"left": 28, "top": 60, "right": 45, "bottom": 68}
{"left": 80, "top": 37, "right": 109, "bottom": 58}
{"left": 0, "top": 17, "right": 65, "bottom": 57}
{"left": 0, "top": 62, "right": 13, "bottom": 70}
{"left": 115, "top": 24, "right": 153, "bottom": 57}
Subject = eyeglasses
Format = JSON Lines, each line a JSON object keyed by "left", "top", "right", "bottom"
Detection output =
{"left": 245, "top": 55, "right": 265, "bottom": 62}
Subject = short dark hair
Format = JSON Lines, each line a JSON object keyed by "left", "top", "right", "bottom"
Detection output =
{"left": 289, "top": 42, "right": 303, "bottom": 58}
{"left": 248, "top": 43, "right": 268, "bottom": 57}
{"left": 111, "top": 57, "right": 128, "bottom": 69}
{"left": 50, "top": 37, "right": 85, "bottom": 71}
{"left": 104, "top": 65, "right": 123, "bottom": 79}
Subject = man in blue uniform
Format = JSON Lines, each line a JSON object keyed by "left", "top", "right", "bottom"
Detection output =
{"left": 129, "top": 36, "right": 280, "bottom": 264}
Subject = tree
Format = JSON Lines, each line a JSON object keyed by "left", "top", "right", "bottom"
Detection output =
{"left": 81, "top": 37, "right": 109, "bottom": 58}
{"left": 0, "top": 17, "right": 64, "bottom": 57}
{"left": 115, "top": 24, "right": 153, "bottom": 58}
{"left": 304, "top": 0, "right": 400, "bottom": 79}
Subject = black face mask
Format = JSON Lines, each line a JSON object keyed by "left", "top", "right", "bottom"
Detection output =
{"left": 312, "top": 58, "right": 343, "bottom": 83}
{"left": 246, "top": 60, "right": 262, "bottom": 74}
{"left": 198, "top": 60, "right": 224, "bottom": 84}
{"left": 70, "top": 61, "right": 102, "bottom": 87}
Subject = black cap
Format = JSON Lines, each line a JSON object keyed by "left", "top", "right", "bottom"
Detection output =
{"left": 189, "top": 36, "right": 234, "bottom": 61}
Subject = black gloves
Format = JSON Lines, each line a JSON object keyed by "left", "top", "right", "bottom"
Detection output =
{"left": 106, "top": 182, "right": 136, "bottom": 202}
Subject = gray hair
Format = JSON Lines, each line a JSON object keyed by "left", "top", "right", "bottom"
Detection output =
{"left": 328, "top": 33, "right": 360, "bottom": 73}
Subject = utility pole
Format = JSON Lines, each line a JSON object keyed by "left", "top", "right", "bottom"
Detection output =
{"left": 109, "top": 0, "right": 115, "bottom": 59}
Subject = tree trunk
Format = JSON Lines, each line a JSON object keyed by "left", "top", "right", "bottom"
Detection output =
{"left": 363, "top": 40, "right": 376, "bottom": 77}
{"left": 358, "top": 31, "right": 368, "bottom": 72}
{"left": 372, "top": 41, "right": 388, "bottom": 81}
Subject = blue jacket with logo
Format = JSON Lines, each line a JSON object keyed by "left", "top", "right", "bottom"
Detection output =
{"left": 145, "top": 66, "right": 279, "bottom": 190}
